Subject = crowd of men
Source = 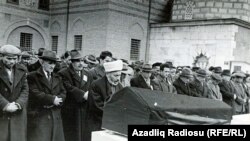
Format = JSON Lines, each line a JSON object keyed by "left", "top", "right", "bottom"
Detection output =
{"left": 0, "top": 44, "right": 249, "bottom": 141}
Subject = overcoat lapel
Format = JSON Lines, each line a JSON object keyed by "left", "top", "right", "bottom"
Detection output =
{"left": 37, "top": 68, "right": 51, "bottom": 89}
{"left": 0, "top": 61, "right": 12, "bottom": 90}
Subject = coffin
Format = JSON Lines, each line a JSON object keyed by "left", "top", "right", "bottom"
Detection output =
{"left": 102, "top": 87, "right": 233, "bottom": 135}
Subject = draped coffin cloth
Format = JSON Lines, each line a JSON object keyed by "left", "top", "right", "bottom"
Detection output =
{"left": 102, "top": 87, "right": 233, "bottom": 135}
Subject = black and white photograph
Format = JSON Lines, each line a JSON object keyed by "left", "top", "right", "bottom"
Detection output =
{"left": 0, "top": 0, "right": 250, "bottom": 141}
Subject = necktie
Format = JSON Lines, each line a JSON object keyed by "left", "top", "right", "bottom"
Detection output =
{"left": 47, "top": 71, "right": 51, "bottom": 81}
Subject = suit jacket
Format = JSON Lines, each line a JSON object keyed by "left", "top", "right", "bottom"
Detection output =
{"left": 207, "top": 81, "right": 223, "bottom": 101}
{"left": 173, "top": 77, "right": 191, "bottom": 95}
{"left": 151, "top": 75, "right": 177, "bottom": 93}
{"left": 58, "top": 64, "right": 93, "bottom": 141}
{"left": 27, "top": 67, "right": 66, "bottom": 141}
{"left": 130, "top": 75, "right": 153, "bottom": 90}
{"left": 0, "top": 61, "right": 29, "bottom": 141}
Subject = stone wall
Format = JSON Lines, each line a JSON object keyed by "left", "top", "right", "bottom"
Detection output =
{"left": 149, "top": 20, "right": 247, "bottom": 69}
{"left": 172, "top": 0, "right": 250, "bottom": 22}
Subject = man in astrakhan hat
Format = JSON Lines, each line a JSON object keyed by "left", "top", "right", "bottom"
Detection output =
{"left": 87, "top": 60, "right": 123, "bottom": 140}
{"left": 0, "top": 44, "right": 29, "bottom": 141}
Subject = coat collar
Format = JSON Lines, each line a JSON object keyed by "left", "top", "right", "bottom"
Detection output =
{"left": 138, "top": 75, "right": 151, "bottom": 89}
{"left": 0, "top": 61, "right": 26, "bottom": 90}
{"left": 68, "top": 64, "right": 88, "bottom": 88}
{"left": 37, "top": 67, "right": 60, "bottom": 89}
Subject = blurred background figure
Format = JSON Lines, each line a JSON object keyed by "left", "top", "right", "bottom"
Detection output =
{"left": 120, "top": 60, "right": 134, "bottom": 87}
{"left": 60, "top": 51, "right": 71, "bottom": 69}
{"left": 19, "top": 51, "right": 31, "bottom": 69}
{"left": 28, "top": 47, "right": 45, "bottom": 72}
{"left": 84, "top": 54, "right": 99, "bottom": 70}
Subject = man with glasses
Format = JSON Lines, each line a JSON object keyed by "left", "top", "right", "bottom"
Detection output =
{"left": 27, "top": 50, "right": 66, "bottom": 141}
{"left": 0, "top": 45, "right": 29, "bottom": 141}
{"left": 59, "top": 50, "right": 93, "bottom": 141}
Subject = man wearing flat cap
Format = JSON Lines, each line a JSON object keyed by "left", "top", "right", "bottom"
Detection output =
{"left": 219, "top": 69, "right": 237, "bottom": 114}
{"left": 173, "top": 68, "right": 193, "bottom": 95}
{"left": 27, "top": 50, "right": 66, "bottom": 141}
{"left": 58, "top": 50, "right": 93, "bottom": 141}
{"left": 0, "top": 45, "right": 29, "bottom": 141}
{"left": 231, "top": 71, "right": 249, "bottom": 114}
{"left": 189, "top": 69, "right": 212, "bottom": 98}
{"left": 207, "top": 73, "right": 223, "bottom": 101}
{"left": 86, "top": 60, "right": 123, "bottom": 141}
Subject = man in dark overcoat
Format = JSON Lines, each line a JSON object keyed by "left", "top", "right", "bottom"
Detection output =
{"left": 59, "top": 50, "right": 93, "bottom": 141}
{"left": 89, "top": 51, "right": 113, "bottom": 80}
{"left": 219, "top": 70, "right": 236, "bottom": 114}
{"left": 189, "top": 69, "right": 212, "bottom": 98}
{"left": 86, "top": 60, "right": 123, "bottom": 141}
{"left": 130, "top": 64, "right": 154, "bottom": 90}
{"left": 151, "top": 63, "right": 177, "bottom": 93}
{"left": 27, "top": 50, "right": 66, "bottom": 141}
{"left": 173, "top": 68, "right": 193, "bottom": 95}
{"left": 0, "top": 45, "right": 29, "bottom": 141}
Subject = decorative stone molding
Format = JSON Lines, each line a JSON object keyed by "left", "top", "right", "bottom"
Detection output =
{"left": 185, "top": 1, "right": 194, "bottom": 20}
{"left": 21, "top": 0, "right": 36, "bottom": 8}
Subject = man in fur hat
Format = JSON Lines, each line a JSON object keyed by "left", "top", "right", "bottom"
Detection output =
{"left": 86, "top": 60, "right": 123, "bottom": 141}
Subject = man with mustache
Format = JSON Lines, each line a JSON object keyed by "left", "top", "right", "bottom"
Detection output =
{"left": 0, "top": 45, "right": 29, "bottom": 141}
{"left": 86, "top": 60, "right": 123, "bottom": 141}
{"left": 59, "top": 50, "right": 93, "bottom": 141}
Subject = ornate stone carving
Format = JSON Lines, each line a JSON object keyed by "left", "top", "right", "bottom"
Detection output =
{"left": 21, "top": 0, "right": 36, "bottom": 8}
{"left": 185, "top": 1, "right": 194, "bottom": 20}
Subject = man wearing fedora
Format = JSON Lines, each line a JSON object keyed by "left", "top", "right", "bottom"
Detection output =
{"left": 89, "top": 51, "right": 113, "bottom": 80}
{"left": 0, "top": 45, "right": 29, "bottom": 141}
{"left": 151, "top": 63, "right": 177, "bottom": 93}
{"left": 231, "top": 71, "right": 249, "bottom": 114}
{"left": 131, "top": 63, "right": 154, "bottom": 90}
{"left": 27, "top": 50, "right": 66, "bottom": 141}
{"left": 86, "top": 60, "right": 123, "bottom": 141}
{"left": 219, "top": 69, "right": 237, "bottom": 114}
{"left": 189, "top": 69, "right": 212, "bottom": 98}
{"left": 85, "top": 54, "right": 99, "bottom": 70}
{"left": 173, "top": 68, "right": 193, "bottom": 95}
{"left": 27, "top": 47, "right": 45, "bottom": 72}
{"left": 58, "top": 50, "right": 93, "bottom": 141}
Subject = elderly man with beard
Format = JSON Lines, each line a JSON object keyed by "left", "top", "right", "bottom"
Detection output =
{"left": 27, "top": 50, "right": 66, "bottom": 141}
{"left": 0, "top": 45, "right": 29, "bottom": 141}
{"left": 86, "top": 60, "right": 123, "bottom": 140}
{"left": 58, "top": 50, "right": 93, "bottom": 141}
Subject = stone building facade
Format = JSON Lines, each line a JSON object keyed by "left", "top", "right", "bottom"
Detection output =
{"left": 149, "top": 0, "right": 250, "bottom": 72}
{"left": 0, "top": 0, "right": 170, "bottom": 61}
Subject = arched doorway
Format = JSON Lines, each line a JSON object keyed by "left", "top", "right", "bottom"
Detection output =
{"left": 7, "top": 25, "right": 45, "bottom": 52}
